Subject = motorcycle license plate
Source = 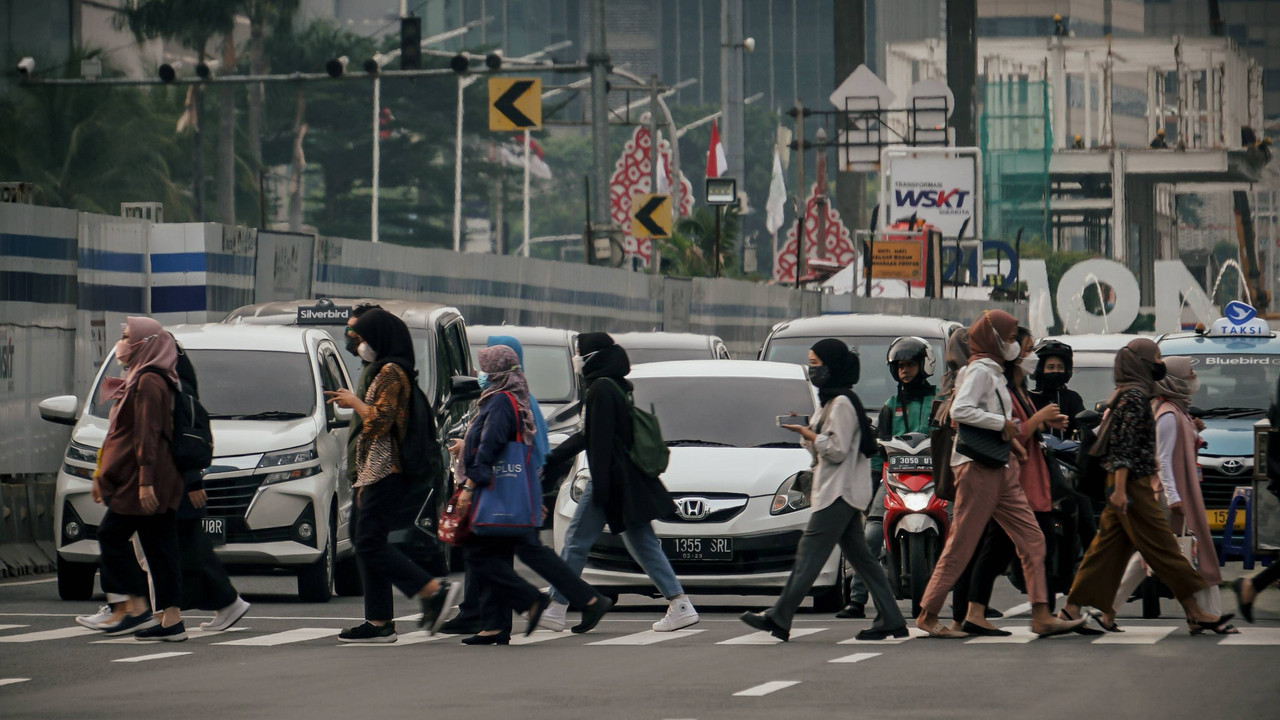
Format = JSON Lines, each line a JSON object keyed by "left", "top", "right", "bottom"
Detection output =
{"left": 662, "top": 537, "right": 732, "bottom": 561}
{"left": 888, "top": 455, "right": 932, "bottom": 472}
{"left": 202, "top": 517, "right": 226, "bottom": 546}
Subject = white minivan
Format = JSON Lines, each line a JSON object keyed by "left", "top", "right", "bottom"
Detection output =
{"left": 40, "top": 324, "right": 357, "bottom": 603}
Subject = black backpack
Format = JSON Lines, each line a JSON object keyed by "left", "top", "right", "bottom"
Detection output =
{"left": 142, "top": 343, "right": 214, "bottom": 473}
{"left": 397, "top": 380, "right": 444, "bottom": 484}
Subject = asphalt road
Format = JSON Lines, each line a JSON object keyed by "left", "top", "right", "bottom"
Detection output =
{"left": 2, "top": 566, "right": 1278, "bottom": 720}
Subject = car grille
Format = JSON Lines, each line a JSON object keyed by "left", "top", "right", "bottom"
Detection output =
{"left": 586, "top": 530, "right": 802, "bottom": 576}
{"left": 203, "top": 473, "right": 265, "bottom": 518}
{"left": 667, "top": 493, "right": 749, "bottom": 524}
{"left": 1200, "top": 463, "right": 1252, "bottom": 509}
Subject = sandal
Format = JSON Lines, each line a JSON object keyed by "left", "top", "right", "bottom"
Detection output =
{"left": 1187, "top": 613, "right": 1236, "bottom": 636}
{"left": 1087, "top": 610, "right": 1123, "bottom": 633}
{"left": 921, "top": 622, "right": 967, "bottom": 639}
{"left": 1056, "top": 609, "right": 1104, "bottom": 636}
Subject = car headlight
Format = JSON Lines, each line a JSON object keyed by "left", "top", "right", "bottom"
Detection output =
{"left": 770, "top": 474, "right": 811, "bottom": 516}
{"left": 67, "top": 441, "right": 98, "bottom": 464}
{"left": 569, "top": 469, "right": 590, "bottom": 503}
{"left": 257, "top": 444, "right": 321, "bottom": 485}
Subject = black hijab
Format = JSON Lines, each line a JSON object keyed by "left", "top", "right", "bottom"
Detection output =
{"left": 579, "top": 332, "right": 631, "bottom": 383}
{"left": 352, "top": 308, "right": 416, "bottom": 378}
{"left": 810, "top": 339, "right": 878, "bottom": 458}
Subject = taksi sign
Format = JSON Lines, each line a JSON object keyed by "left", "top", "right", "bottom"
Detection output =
{"left": 1208, "top": 301, "right": 1274, "bottom": 337}
{"left": 880, "top": 147, "right": 980, "bottom": 239}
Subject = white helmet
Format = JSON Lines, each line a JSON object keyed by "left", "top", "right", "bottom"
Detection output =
{"left": 886, "top": 336, "right": 935, "bottom": 377}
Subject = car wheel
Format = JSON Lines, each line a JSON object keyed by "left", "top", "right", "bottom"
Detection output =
{"left": 57, "top": 557, "right": 97, "bottom": 601}
{"left": 811, "top": 557, "right": 848, "bottom": 613}
{"left": 298, "top": 519, "right": 336, "bottom": 603}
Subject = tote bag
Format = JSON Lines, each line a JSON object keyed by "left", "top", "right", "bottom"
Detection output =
{"left": 471, "top": 393, "right": 541, "bottom": 536}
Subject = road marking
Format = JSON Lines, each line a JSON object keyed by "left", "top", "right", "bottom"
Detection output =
{"left": 829, "top": 652, "right": 881, "bottom": 664}
{"left": 509, "top": 630, "right": 574, "bottom": 646}
{"left": 0, "top": 678, "right": 31, "bottom": 687}
{"left": 1092, "top": 626, "right": 1178, "bottom": 644}
{"left": 0, "top": 624, "right": 29, "bottom": 632}
{"left": 587, "top": 629, "right": 706, "bottom": 646}
{"left": 837, "top": 628, "right": 925, "bottom": 644}
{"left": 93, "top": 627, "right": 246, "bottom": 644}
{"left": 1001, "top": 595, "right": 1063, "bottom": 618}
{"left": 733, "top": 681, "right": 801, "bottom": 697}
{"left": 965, "top": 627, "right": 1037, "bottom": 644}
{"left": 0, "top": 626, "right": 97, "bottom": 643}
{"left": 0, "top": 578, "right": 56, "bottom": 587}
{"left": 340, "top": 630, "right": 456, "bottom": 647}
{"left": 1217, "top": 628, "right": 1280, "bottom": 645}
{"left": 718, "top": 628, "right": 826, "bottom": 645}
{"left": 112, "top": 651, "right": 192, "bottom": 663}
{"left": 213, "top": 627, "right": 340, "bottom": 646}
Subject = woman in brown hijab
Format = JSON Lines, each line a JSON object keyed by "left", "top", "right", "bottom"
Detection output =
{"left": 1059, "top": 339, "right": 1232, "bottom": 633}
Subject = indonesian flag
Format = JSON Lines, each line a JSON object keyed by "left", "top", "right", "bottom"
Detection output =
{"left": 706, "top": 120, "right": 727, "bottom": 178}
{"left": 655, "top": 133, "right": 670, "bottom": 194}
{"left": 497, "top": 135, "right": 553, "bottom": 180}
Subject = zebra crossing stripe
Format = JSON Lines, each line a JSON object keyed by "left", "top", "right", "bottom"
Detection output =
{"left": 340, "top": 630, "right": 457, "bottom": 647}
{"left": 1092, "top": 626, "right": 1178, "bottom": 645}
{"left": 213, "top": 628, "right": 340, "bottom": 646}
{"left": 509, "top": 630, "right": 574, "bottom": 646}
{"left": 965, "top": 627, "right": 1038, "bottom": 644}
{"left": 718, "top": 628, "right": 826, "bottom": 645}
{"left": 733, "top": 681, "right": 801, "bottom": 697}
{"left": 587, "top": 629, "right": 706, "bottom": 646}
{"left": 0, "top": 679, "right": 31, "bottom": 687}
{"left": 1217, "top": 628, "right": 1280, "bottom": 646}
{"left": 0, "top": 626, "right": 97, "bottom": 643}
{"left": 112, "top": 652, "right": 192, "bottom": 663}
{"left": 829, "top": 652, "right": 881, "bottom": 664}
{"left": 0, "top": 624, "right": 28, "bottom": 632}
{"left": 93, "top": 627, "right": 247, "bottom": 644}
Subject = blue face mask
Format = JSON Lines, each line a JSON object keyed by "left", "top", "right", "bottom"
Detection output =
{"left": 477, "top": 371, "right": 491, "bottom": 389}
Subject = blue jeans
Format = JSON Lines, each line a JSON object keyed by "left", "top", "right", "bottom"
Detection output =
{"left": 552, "top": 480, "right": 684, "bottom": 604}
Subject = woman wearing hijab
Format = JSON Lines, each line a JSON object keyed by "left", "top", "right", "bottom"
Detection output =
{"left": 326, "top": 309, "right": 460, "bottom": 643}
{"left": 90, "top": 317, "right": 187, "bottom": 639}
{"left": 1233, "top": 372, "right": 1280, "bottom": 623}
{"left": 740, "top": 339, "right": 909, "bottom": 641}
{"left": 541, "top": 333, "right": 699, "bottom": 633}
{"left": 1059, "top": 339, "right": 1232, "bottom": 633}
{"left": 915, "top": 311, "right": 1082, "bottom": 639}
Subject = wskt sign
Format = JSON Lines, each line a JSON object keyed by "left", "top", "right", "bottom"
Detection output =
{"left": 880, "top": 147, "right": 980, "bottom": 240}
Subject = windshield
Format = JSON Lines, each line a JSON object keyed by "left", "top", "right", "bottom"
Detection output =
{"left": 763, "top": 336, "right": 946, "bottom": 410}
{"left": 1179, "top": 354, "right": 1280, "bottom": 413}
{"left": 470, "top": 343, "right": 575, "bottom": 404}
{"left": 629, "top": 376, "right": 815, "bottom": 448}
{"left": 1066, "top": 366, "right": 1117, "bottom": 411}
{"left": 314, "top": 325, "right": 434, "bottom": 396}
{"left": 622, "top": 347, "right": 715, "bottom": 365}
{"left": 89, "top": 350, "right": 316, "bottom": 419}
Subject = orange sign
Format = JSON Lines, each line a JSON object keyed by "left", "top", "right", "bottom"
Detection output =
{"left": 865, "top": 240, "right": 924, "bottom": 281}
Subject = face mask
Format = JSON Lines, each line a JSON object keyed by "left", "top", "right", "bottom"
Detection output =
{"left": 345, "top": 334, "right": 360, "bottom": 357}
{"left": 572, "top": 350, "right": 598, "bottom": 375}
{"left": 1149, "top": 361, "right": 1167, "bottom": 382}
{"left": 477, "top": 371, "right": 491, "bottom": 390}
{"left": 115, "top": 334, "right": 153, "bottom": 369}
{"left": 1040, "top": 371, "right": 1068, "bottom": 389}
{"left": 1000, "top": 338, "right": 1022, "bottom": 362}
{"left": 808, "top": 365, "right": 830, "bottom": 388}
{"left": 357, "top": 342, "right": 377, "bottom": 363}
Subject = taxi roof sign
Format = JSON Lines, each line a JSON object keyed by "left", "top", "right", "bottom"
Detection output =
{"left": 297, "top": 300, "right": 351, "bottom": 325}
{"left": 1206, "top": 302, "right": 1275, "bottom": 338}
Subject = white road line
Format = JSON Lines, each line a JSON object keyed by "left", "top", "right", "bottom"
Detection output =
{"left": 0, "top": 626, "right": 98, "bottom": 643}
{"left": 718, "top": 628, "right": 826, "bottom": 645}
{"left": 965, "top": 627, "right": 1037, "bottom": 644}
{"left": 213, "top": 627, "right": 340, "bottom": 646}
{"left": 837, "top": 628, "right": 926, "bottom": 644}
{"left": 1217, "top": 628, "right": 1280, "bottom": 645}
{"left": 829, "top": 652, "right": 881, "bottom": 664}
{"left": 0, "top": 678, "right": 31, "bottom": 687}
{"left": 509, "top": 630, "right": 575, "bottom": 646}
{"left": 112, "top": 651, "right": 192, "bottom": 663}
{"left": 587, "top": 629, "right": 706, "bottom": 646}
{"left": 1092, "top": 626, "right": 1178, "bottom": 645}
{"left": 93, "top": 628, "right": 247, "bottom": 644}
{"left": 340, "top": 630, "right": 456, "bottom": 647}
{"left": 733, "top": 681, "right": 801, "bottom": 697}
{"left": 1001, "top": 595, "right": 1064, "bottom": 618}
{"left": 0, "top": 624, "right": 29, "bottom": 632}
{"left": 0, "top": 578, "right": 56, "bottom": 587}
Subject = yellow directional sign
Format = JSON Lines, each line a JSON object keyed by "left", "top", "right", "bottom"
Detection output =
{"left": 488, "top": 77, "right": 542, "bottom": 131}
{"left": 630, "top": 193, "right": 672, "bottom": 239}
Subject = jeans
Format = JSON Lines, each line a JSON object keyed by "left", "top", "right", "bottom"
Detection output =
{"left": 98, "top": 509, "right": 181, "bottom": 611}
{"left": 551, "top": 480, "right": 683, "bottom": 605}
{"left": 354, "top": 473, "right": 435, "bottom": 622}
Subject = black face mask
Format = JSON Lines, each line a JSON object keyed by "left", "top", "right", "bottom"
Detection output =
{"left": 808, "top": 365, "right": 830, "bottom": 388}
{"left": 1039, "top": 371, "right": 1068, "bottom": 390}
{"left": 345, "top": 334, "right": 360, "bottom": 357}
{"left": 1150, "top": 362, "right": 1168, "bottom": 382}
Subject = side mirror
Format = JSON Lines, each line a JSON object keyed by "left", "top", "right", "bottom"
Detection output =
{"left": 328, "top": 405, "right": 353, "bottom": 430}
{"left": 450, "top": 375, "right": 481, "bottom": 402}
{"left": 39, "top": 395, "right": 79, "bottom": 425}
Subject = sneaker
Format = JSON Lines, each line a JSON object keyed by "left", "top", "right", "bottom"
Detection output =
{"left": 652, "top": 597, "right": 699, "bottom": 632}
{"left": 200, "top": 597, "right": 250, "bottom": 632}
{"left": 102, "top": 613, "right": 159, "bottom": 637}
{"left": 538, "top": 601, "right": 569, "bottom": 632}
{"left": 135, "top": 620, "right": 188, "bottom": 642}
{"left": 420, "top": 580, "right": 464, "bottom": 634}
{"left": 75, "top": 605, "right": 117, "bottom": 630}
{"left": 571, "top": 596, "right": 614, "bottom": 634}
{"left": 338, "top": 621, "right": 397, "bottom": 643}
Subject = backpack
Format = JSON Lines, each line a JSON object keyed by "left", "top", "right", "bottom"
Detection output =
{"left": 397, "top": 381, "right": 444, "bottom": 484}
{"left": 141, "top": 344, "right": 214, "bottom": 473}
{"left": 600, "top": 377, "right": 669, "bottom": 478}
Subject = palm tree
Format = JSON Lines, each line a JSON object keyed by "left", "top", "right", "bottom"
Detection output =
{"left": 665, "top": 205, "right": 742, "bottom": 278}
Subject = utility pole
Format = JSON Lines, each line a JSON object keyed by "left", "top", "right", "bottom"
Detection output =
{"left": 792, "top": 99, "right": 806, "bottom": 287}
{"left": 721, "top": 0, "right": 746, "bottom": 270}
{"left": 832, "top": 0, "right": 866, "bottom": 235}
{"left": 588, "top": 0, "right": 612, "bottom": 264}
{"left": 946, "top": 0, "right": 978, "bottom": 146}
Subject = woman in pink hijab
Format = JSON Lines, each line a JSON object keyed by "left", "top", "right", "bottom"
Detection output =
{"left": 89, "top": 317, "right": 188, "bottom": 641}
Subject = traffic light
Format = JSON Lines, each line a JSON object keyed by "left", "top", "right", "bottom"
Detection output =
{"left": 400, "top": 16, "right": 421, "bottom": 70}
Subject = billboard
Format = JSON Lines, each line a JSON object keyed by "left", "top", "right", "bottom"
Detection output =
{"left": 881, "top": 147, "right": 980, "bottom": 239}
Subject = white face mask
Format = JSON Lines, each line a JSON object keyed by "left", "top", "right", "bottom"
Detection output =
{"left": 1187, "top": 376, "right": 1201, "bottom": 395}
{"left": 572, "top": 350, "right": 598, "bottom": 375}
{"left": 992, "top": 326, "right": 1022, "bottom": 362}
{"left": 357, "top": 342, "right": 377, "bottom": 363}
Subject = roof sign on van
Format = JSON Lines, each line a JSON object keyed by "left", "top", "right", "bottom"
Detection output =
{"left": 297, "top": 301, "right": 351, "bottom": 325}
{"left": 1206, "top": 302, "right": 1275, "bottom": 338}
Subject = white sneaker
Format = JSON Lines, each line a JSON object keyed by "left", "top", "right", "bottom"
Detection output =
{"left": 75, "top": 605, "right": 116, "bottom": 630}
{"left": 538, "top": 601, "right": 569, "bottom": 632}
{"left": 652, "top": 598, "right": 699, "bottom": 632}
{"left": 200, "top": 597, "right": 250, "bottom": 632}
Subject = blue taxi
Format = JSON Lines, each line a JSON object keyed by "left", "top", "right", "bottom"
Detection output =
{"left": 1157, "top": 302, "right": 1279, "bottom": 535}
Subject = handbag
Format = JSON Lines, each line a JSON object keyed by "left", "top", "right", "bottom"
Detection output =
{"left": 955, "top": 390, "right": 1011, "bottom": 468}
{"left": 930, "top": 424, "right": 957, "bottom": 501}
{"left": 470, "top": 393, "right": 541, "bottom": 536}
{"left": 438, "top": 484, "right": 473, "bottom": 546}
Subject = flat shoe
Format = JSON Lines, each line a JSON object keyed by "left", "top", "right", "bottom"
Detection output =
{"left": 1035, "top": 619, "right": 1085, "bottom": 638}
{"left": 854, "top": 626, "right": 910, "bottom": 641}
{"left": 1231, "top": 578, "right": 1255, "bottom": 624}
{"left": 739, "top": 611, "right": 789, "bottom": 642}
{"left": 920, "top": 622, "right": 967, "bottom": 639}
{"left": 1057, "top": 609, "right": 1104, "bottom": 636}
{"left": 525, "top": 594, "right": 552, "bottom": 637}
{"left": 961, "top": 621, "right": 1012, "bottom": 637}
{"left": 1188, "top": 613, "right": 1235, "bottom": 635}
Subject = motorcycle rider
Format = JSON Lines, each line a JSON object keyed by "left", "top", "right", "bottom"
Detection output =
{"left": 839, "top": 338, "right": 937, "bottom": 619}
{"left": 1028, "top": 340, "right": 1086, "bottom": 441}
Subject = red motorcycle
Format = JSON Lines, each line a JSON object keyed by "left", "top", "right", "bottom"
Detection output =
{"left": 879, "top": 432, "right": 951, "bottom": 617}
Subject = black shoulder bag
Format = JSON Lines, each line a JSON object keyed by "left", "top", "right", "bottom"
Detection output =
{"left": 954, "top": 387, "right": 1011, "bottom": 469}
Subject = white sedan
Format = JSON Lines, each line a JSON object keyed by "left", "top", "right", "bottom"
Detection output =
{"left": 552, "top": 360, "right": 849, "bottom": 609}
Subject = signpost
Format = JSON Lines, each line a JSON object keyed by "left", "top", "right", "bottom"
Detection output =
{"left": 865, "top": 240, "right": 924, "bottom": 281}
{"left": 630, "top": 193, "right": 673, "bottom": 239}
{"left": 706, "top": 178, "right": 737, "bottom": 278}
{"left": 488, "top": 77, "right": 542, "bottom": 131}
{"left": 880, "top": 146, "right": 981, "bottom": 239}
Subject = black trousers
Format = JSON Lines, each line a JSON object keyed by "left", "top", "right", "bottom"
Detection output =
{"left": 465, "top": 536, "right": 543, "bottom": 633}
{"left": 1250, "top": 560, "right": 1280, "bottom": 593}
{"left": 355, "top": 473, "right": 434, "bottom": 622}
{"left": 453, "top": 530, "right": 600, "bottom": 627}
{"left": 952, "top": 512, "right": 1056, "bottom": 621}
{"left": 99, "top": 509, "right": 181, "bottom": 611}
{"left": 176, "top": 517, "right": 238, "bottom": 611}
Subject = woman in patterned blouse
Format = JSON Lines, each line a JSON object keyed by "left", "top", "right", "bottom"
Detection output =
{"left": 326, "top": 309, "right": 461, "bottom": 643}
{"left": 1059, "top": 338, "right": 1231, "bottom": 634}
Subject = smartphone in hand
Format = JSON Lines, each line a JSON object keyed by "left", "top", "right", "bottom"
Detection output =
{"left": 777, "top": 414, "right": 810, "bottom": 427}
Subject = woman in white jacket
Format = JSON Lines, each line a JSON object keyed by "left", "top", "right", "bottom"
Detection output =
{"left": 740, "top": 339, "right": 908, "bottom": 642}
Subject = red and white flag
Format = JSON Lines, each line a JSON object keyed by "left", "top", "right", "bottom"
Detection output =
{"left": 706, "top": 120, "right": 727, "bottom": 178}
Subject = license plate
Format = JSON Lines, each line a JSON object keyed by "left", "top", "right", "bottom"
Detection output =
{"left": 202, "top": 517, "right": 226, "bottom": 546}
{"left": 1206, "top": 510, "right": 1245, "bottom": 532}
{"left": 662, "top": 537, "right": 732, "bottom": 561}
{"left": 888, "top": 455, "right": 932, "bottom": 472}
